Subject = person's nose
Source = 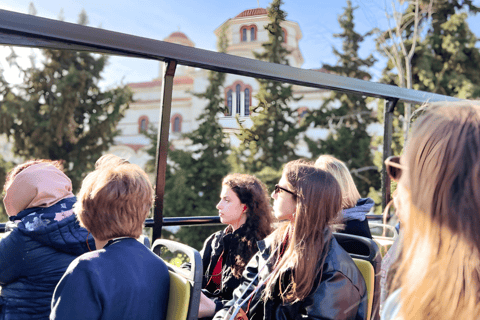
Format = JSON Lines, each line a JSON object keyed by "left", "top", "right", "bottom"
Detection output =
{"left": 216, "top": 200, "right": 222, "bottom": 210}
{"left": 271, "top": 191, "right": 277, "bottom": 200}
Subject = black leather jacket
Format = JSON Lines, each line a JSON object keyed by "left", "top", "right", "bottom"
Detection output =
{"left": 213, "top": 230, "right": 367, "bottom": 320}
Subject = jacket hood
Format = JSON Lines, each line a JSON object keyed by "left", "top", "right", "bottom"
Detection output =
{"left": 11, "top": 197, "right": 94, "bottom": 255}
{"left": 342, "top": 197, "right": 375, "bottom": 221}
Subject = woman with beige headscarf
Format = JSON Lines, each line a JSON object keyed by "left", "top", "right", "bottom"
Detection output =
{"left": 0, "top": 160, "right": 94, "bottom": 320}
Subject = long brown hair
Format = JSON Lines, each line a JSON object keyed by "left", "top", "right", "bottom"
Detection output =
{"left": 264, "top": 160, "right": 342, "bottom": 303}
{"left": 393, "top": 102, "right": 480, "bottom": 319}
{"left": 222, "top": 174, "right": 274, "bottom": 278}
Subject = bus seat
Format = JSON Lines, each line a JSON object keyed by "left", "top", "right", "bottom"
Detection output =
{"left": 353, "top": 258, "right": 375, "bottom": 320}
{"left": 166, "top": 271, "right": 190, "bottom": 320}
{"left": 152, "top": 239, "right": 203, "bottom": 320}
{"left": 334, "top": 232, "right": 382, "bottom": 320}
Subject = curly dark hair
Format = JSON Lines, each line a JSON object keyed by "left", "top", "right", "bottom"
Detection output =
{"left": 223, "top": 173, "right": 274, "bottom": 278}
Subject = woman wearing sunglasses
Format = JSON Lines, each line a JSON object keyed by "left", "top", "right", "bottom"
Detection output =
{"left": 196, "top": 174, "right": 274, "bottom": 318}
{"left": 381, "top": 102, "right": 480, "bottom": 319}
{"left": 203, "top": 160, "right": 367, "bottom": 320}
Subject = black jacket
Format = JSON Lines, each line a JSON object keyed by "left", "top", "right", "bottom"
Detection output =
{"left": 200, "top": 224, "right": 260, "bottom": 311}
{"left": 213, "top": 230, "right": 368, "bottom": 320}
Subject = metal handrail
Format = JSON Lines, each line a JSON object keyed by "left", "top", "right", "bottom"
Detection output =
{"left": 0, "top": 9, "right": 460, "bottom": 105}
{"left": 0, "top": 215, "right": 383, "bottom": 233}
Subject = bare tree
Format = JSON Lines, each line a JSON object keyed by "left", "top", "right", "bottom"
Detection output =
{"left": 375, "top": 0, "right": 433, "bottom": 142}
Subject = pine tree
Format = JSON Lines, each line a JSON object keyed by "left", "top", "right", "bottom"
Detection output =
{"left": 145, "top": 27, "right": 230, "bottom": 250}
{"left": 0, "top": 11, "right": 132, "bottom": 191}
{"left": 306, "top": 0, "right": 378, "bottom": 196}
{"left": 233, "top": 0, "right": 306, "bottom": 180}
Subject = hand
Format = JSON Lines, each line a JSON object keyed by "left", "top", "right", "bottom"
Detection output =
{"left": 198, "top": 292, "right": 216, "bottom": 318}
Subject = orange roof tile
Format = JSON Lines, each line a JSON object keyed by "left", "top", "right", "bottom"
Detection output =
{"left": 235, "top": 8, "right": 268, "bottom": 18}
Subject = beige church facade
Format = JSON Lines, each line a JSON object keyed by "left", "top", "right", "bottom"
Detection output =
{"left": 109, "top": 8, "right": 330, "bottom": 169}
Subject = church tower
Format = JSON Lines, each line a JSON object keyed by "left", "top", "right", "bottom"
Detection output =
{"left": 214, "top": 8, "right": 304, "bottom": 68}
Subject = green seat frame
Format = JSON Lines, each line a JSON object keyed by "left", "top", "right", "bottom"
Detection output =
{"left": 334, "top": 232, "right": 382, "bottom": 320}
{"left": 152, "top": 239, "right": 202, "bottom": 320}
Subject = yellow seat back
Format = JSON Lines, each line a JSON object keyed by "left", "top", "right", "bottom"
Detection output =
{"left": 353, "top": 258, "right": 375, "bottom": 320}
{"left": 166, "top": 271, "right": 191, "bottom": 320}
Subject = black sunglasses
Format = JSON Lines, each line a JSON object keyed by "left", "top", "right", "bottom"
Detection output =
{"left": 385, "top": 156, "right": 406, "bottom": 182}
{"left": 274, "top": 184, "right": 296, "bottom": 196}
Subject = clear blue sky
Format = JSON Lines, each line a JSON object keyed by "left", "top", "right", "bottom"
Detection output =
{"left": 1, "top": 0, "right": 479, "bottom": 88}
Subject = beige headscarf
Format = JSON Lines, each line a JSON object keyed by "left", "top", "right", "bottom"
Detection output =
{"left": 3, "top": 163, "right": 74, "bottom": 216}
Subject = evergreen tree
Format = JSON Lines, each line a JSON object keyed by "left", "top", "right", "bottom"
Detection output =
{"left": 145, "top": 27, "right": 230, "bottom": 250}
{"left": 306, "top": 0, "right": 378, "bottom": 196}
{"left": 0, "top": 12, "right": 132, "bottom": 191}
{"left": 232, "top": 0, "right": 305, "bottom": 180}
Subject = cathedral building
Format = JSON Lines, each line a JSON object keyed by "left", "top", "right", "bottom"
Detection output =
{"left": 109, "top": 8, "right": 330, "bottom": 168}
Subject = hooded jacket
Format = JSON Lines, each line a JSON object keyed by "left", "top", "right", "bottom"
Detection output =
{"left": 339, "top": 198, "right": 374, "bottom": 239}
{"left": 213, "top": 230, "right": 368, "bottom": 320}
{"left": 0, "top": 197, "right": 94, "bottom": 320}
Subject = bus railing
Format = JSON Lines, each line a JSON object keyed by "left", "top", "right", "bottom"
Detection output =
{"left": 0, "top": 9, "right": 459, "bottom": 241}
{"left": 0, "top": 215, "right": 383, "bottom": 233}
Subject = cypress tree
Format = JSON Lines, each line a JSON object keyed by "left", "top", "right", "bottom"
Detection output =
{"left": 233, "top": 0, "right": 306, "bottom": 181}
{"left": 146, "top": 27, "right": 230, "bottom": 250}
{"left": 306, "top": 0, "right": 378, "bottom": 196}
{"left": 0, "top": 11, "right": 132, "bottom": 191}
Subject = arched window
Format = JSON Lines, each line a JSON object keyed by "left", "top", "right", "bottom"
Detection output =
{"left": 250, "top": 27, "right": 255, "bottom": 41}
{"left": 242, "top": 28, "right": 247, "bottom": 42}
{"left": 244, "top": 88, "right": 250, "bottom": 116}
{"left": 138, "top": 116, "right": 149, "bottom": 133}
{"left": 174, "top": 117, "right": 180, "bottom": 132}
{"left": 227, "top": 90, "right": 233, "bottom": 116}
{"left": 171, "top": 114, "right": 182, "bottom": 133}
{"left": 236, "top": 84, "right": 241, "bottom": 115}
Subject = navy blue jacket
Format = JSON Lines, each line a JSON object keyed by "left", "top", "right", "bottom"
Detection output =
{"left": 50, "top": 237, "right": 170, "bottom": 320}
{"left": 0, "top": 197, "right": 94, "bottom": 320}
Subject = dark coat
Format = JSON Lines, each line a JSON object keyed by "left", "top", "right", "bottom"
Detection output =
{"left": 213, "top": 230, "right": 368, "bottom": 320}
{"left": 50, "top": 238, "right": 170, "bottom": 320}
{"left": 0, "top": 197, "right": 95, "bottom": 320}
{"left": 200, "top": 223, "right": 260, "bottom": 312}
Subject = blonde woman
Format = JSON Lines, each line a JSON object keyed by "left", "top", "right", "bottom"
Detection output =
{"left": 382, "top": 102, "right": 480, "bottom": 319}
{"left": 315, "top": 155, "right": 373, "bottom": 239}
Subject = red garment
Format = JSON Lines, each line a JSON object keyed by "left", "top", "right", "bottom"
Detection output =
{"left": 210, "top": 252, "right": 223, "bottom": 287}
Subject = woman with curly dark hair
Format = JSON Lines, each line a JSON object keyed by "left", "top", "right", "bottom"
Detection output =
{"left": 197, "top": 173, "right": 274, "bottom": 316}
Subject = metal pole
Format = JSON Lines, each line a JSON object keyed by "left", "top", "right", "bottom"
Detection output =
{"left": 381, "top": 99, "right": 398, "bottom": 211}
{"left": 152, "top": 60, "right": 177, "bottom": 242}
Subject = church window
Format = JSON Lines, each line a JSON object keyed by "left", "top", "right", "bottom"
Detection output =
{"left": 138, "top": 116, "right": 149, "bottom": 133}
{"left": 227, "top": 90, "right": 232, "bottom": 116}
{"left": 171, "top": 114, "right": 182, "bottom": 133}
{"left": 242, "top": 28, "right": 247, "bottom": 42}
{"left": 244, "top": 88, "right": 250, "bottom": 116}
{"left": 236, "top": 84, "right": 241, "bottom": 114}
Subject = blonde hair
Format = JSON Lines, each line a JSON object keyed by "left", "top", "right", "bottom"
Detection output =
{"left": 315, "top": 155, "right": 361, "bottom": 209}
{"left": 393, "top": 101, "right": 480, "bottom": 319}
{"left": 75, "top": 160, "right": 153, "bottom": 241}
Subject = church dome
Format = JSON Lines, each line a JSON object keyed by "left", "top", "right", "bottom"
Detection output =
{"left": 235, "top": 8, "right": 268, "bottom": 18}
{"left": 164, "top": 31, "right": 195, "bottom": 47}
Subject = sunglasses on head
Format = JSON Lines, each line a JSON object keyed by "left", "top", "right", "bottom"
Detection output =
{"left": 274, "top": 184, "right": 296, "bottom": 196}
{"left": 385, "top": 156, "right": 406, "bottom": 182}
